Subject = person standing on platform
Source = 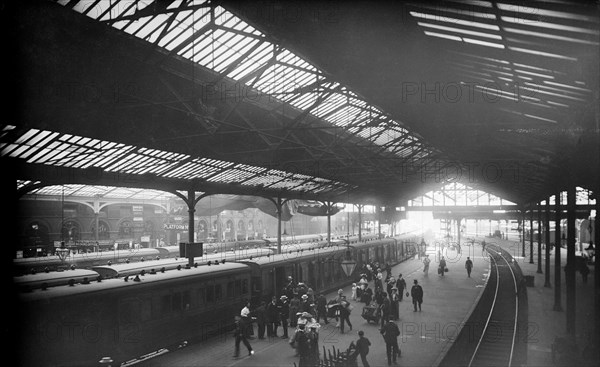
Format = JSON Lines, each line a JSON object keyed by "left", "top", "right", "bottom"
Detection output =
{"left": 481, "top": 240, "right": 487, "bottom": 255}
{"left": 278, "top": 295, "right": 290, "bottom": 339}
{"left": 439, "top": 256, "right": 447, "bottom": 277}
{"left": 386, "top": 276, "right": 396, "bottom": 301}
{"left": 396, "top": 274, "right": 407, "bottom": 301}
{"left": 390, "top": 288, "right": 399, "bottom": 320}
{"left": 380, "top": 316, "right": 401, "bottom": 365}
{"left": 266, "top": 296, "right": 280, "bottom": 338}
{"left": 339, "top": 296, "right": 353, "bottom": 334}
{"left": 300, "top": 294, "right": 313, "bottom": 314}
{"left": 363, "top": 285, "right": 373, "bottom": 305}
{"left": 233, "top": 315, "right": 254, "bottom": 358}
{"left": 289, "top": 294, "right": 301, "bottom": 328}
{"left": 294, "top": 319, "right": 309, "bottom": 366}
{"left": 465, "top": 257, "right": 473, "bottom": 278}
{"left": 316, "top": 293, "right": 329, "bottom": 324}
{"left": 352, "top": 283, "right": 358, "bottom": 301}
{"left": 423, "top": 255, "right": 431, "bottom": 276}
{"left": 411, "top": 279, "right": 423, "bottom": 312}
{"left": 354, "top": 330, "right": 371, "bottom": 367}
{"left": 253, "top": 301, "right": 267, "bottom": 339}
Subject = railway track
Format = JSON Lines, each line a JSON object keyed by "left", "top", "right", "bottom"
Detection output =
{"left": 439, "top": 244, "right": 527, "bottom": 367}
{"left": 467, "top": 245, "right": 520, "bottom": 367}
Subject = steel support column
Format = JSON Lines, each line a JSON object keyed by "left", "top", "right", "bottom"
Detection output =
{"left": 537, "top": 202, "right": 543, "bottom": 273}
{"left": 530, "top": 208, "right": 534, "bottom": 264}
{"left": 357, "top": 204, "right": 363, "bottom": 241}
{"left": 566, "top": 185, "right": 576, "bottom": 335}
{"left": 522, "top": 210, "right": 526, "bottom": 257}
{"left": 554, "top": 192, "right": 562, "bottom": 311}
{"left": 544, "top": 198, "right": 551, "bottom": 287}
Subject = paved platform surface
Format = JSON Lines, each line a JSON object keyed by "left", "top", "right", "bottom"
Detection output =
{"left": 136, "top": 243, "right": 491, "bottom": 367}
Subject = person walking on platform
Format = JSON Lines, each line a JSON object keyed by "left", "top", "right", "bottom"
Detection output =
{"left": 240, "top": 300, "right": 254, "bottom": 338}
{"left": 465, "top": 257, "right": 473, "bottom": 278}
{"left": 339, "top": 296, "right": 353, "bottom": 333}
{"left": 438, "top": 256, "right": 447, "bottom": 277}
{"left": 316, "top": 293, "right": 329, "bottom": 324}
{"left": 354, "top": 330, "right": 371, "bottom": 367}
{"left": 278, "top": 295, "right": 290, "bottom": 339}
{"left": 411, "top": 279, "right": 423, "bottom": 312}
{"left": 379, "top": 292, "right": 391, "bottom": 329}
{"left": 481, "top": 240, "right": 487, "bottom": 255}
{"left": 423, "top": 254, "right": 431, "bottom": 276}
{"left": 233, "top": 315, "right": 254, "bottom": 358}
{"left": 380, "top": 316, "right": 401, "bottom": 365}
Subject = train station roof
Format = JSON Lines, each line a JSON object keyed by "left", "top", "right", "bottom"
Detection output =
{"left": 4, "top": 0, "right": 599, "bottom": 207}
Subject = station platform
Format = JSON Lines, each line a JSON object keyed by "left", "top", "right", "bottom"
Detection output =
{"left": 136, "top": 243, "right": 491, "bottom": 367}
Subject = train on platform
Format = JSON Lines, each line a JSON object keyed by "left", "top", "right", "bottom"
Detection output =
{"left": 15, "top": 231, "right": 421, "bottom": 367}
{"left": 12, "top": 234, "right": 332, "bottom": 276}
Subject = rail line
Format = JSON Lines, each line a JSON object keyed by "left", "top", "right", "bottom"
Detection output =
{"left": 467, "top": 245, "right": 520, "bottom": 367}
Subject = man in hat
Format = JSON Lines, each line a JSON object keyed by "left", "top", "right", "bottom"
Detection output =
{"left": 300, "top": 293, "right": 312, "bottom": 314}
{"left": 266, "top": 296, "right": 280, "bottom": 337}
{"left": 338, "top": 295, "right": 353, "bottom": 334}
{"left": 411, "top": 279, "right": 424, "bottom": 312}
{"left": 277, "top": 295, "right": 290, "bottom": 339}
{"left": 380, "top": 316, "right": 400, "bottom": 365}
{"left": 465, "top": 257, "right": 473, "bottom": 278}
{"left": 354, "top": 330, "right": 371, "bottom": 367}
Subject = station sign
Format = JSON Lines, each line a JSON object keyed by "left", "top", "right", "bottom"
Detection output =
{"left": 164, "top": 223, "right": 189, "bottom": 230}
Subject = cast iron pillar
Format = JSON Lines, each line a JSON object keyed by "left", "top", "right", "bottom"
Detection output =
{"left": 553, "top": 192, "right": 562, "bottom": 311}
{"left": 566, "top": 185, "right": 576, "bottom": 335}
{"left": 537, "top": 202, "right": 543, "bottom": 273}
{"left": 544, "top": 198, "right": 551, "bottom": 287}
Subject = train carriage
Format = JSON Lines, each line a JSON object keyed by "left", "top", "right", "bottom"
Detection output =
{"left": 17, "top": 262, "right": 252, "bottom": 367}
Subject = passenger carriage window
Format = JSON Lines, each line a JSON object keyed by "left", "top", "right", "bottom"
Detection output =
{"left": 215, "top": 284, "right": 222, "bottom": 301}
{"left": 206, "top": 285, "right": 215, "bottom": 303}
{"left": 242, "top": 279, "right": 248, "bottom": 294}
{"left": 197, "top": 288, "right": 206, "bottom": 306}
{"left": 183, "top": 291, "right": 191, "bottom": 310}
{"left": 160, "top": 294, "right": 171, "bottom": 317}
{"left": 172, "top": 292, "right": 182, "bottom": 312}
{"left": 235, "top": 279, "right": 241, "bottom": 296}
{"left": 141, "top": 297, "right": 152, "bottom": 321}
{"left": 227, "top": 281, "right": 235, "bottom": 298}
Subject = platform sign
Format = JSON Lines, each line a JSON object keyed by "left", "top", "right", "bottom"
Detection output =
{"left": 179, "top": 242, "right": 204, "bottom": 258}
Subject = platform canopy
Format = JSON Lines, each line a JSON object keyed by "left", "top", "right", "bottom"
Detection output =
{"left": 3, "top": 0, "right": 599, "bottom": 207}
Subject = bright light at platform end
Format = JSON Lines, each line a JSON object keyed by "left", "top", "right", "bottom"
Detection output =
{"left": 404, "top": 211, "right": 435, "bottom": 233}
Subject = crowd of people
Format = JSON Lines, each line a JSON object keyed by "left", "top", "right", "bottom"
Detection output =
{"left": 232, "top": 238, "right": 483, "bottom": 366}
